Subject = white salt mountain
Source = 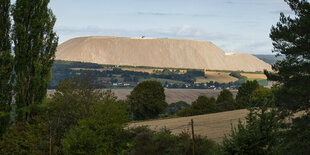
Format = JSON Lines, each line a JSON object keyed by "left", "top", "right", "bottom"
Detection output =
{"left": 56, "top": 36, "right": 272, "bottom": 72}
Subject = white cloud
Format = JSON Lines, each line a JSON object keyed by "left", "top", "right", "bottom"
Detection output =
{"left": 55, "top": 25, "right": 236, "bottom": 42}
{"left": 55, "top": 25, "right": 272, "bottom": 54}
{"left": 229, "top": 40, "right": 273, "bottom": 54}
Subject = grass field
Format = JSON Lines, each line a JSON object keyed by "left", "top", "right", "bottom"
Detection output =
{"left": 248, "top": 78, "right": 269, "bottom": 86}
{"left": 129, "top": 109, "right": 248, "bottom": 143}
{"left": 241, "top": 73, "right": 267, "bottom": 79}
{"left": 129, "top": 109, "right": 306, "bottom": 143}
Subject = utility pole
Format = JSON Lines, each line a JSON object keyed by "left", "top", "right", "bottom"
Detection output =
{"left": 191, "top": 119, "right": 195, "bottom": 155}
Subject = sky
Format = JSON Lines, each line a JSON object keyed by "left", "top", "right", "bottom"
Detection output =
{"left": 49, "top": 0, "right": 293, "bottom": 54}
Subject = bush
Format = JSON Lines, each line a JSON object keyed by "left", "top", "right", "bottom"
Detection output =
{"left": 162, "top": 101, "right": 190, "bottom": 115}
{"left": 177, "top": 107, "right": 194, "bottom": 117}
{"left": 125, "top": 126, "right": 217, "bottom": 155}
{"left": 229, "top": 71, "right": 242, "bottom": 79}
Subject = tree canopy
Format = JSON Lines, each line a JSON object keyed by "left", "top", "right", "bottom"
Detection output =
{"left": 265, "top": 0, "right": 310, "bottom": 113}
{"left": 0, "top": 0, "right": 14, "bottom": 138}
{"left": 216, "top": 89, "right": 235, "bottom": 112}
{"left": 12, "top": 0, "right": 58, "bottom": 121}
{"left": 236, "top": 80, "right": 260, "bottom": 109}
{"left": 128, "top": 81, "right": 168, "bottom": 120}
{"left": 191, "top": 96, "right": 217, "bottom": 115}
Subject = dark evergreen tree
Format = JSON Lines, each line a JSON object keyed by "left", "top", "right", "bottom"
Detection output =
{"left": 0, "top": 0, "right": 14, "bottom": 137}
{"left": 12, "top": 0, "right": 58, "bottom": 121}
{"left": 265, "top": 0, "right": 310, "bottom": 114}
{"left": 221, "top": 88, "right": 282, "bottom": 154}
{"left": 265, "top": 0, "right": 310, "bottom": 153}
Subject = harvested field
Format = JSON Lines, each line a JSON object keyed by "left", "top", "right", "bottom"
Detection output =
{"left": 241, "top": 73, "right": 267, "bottom": 79}
{"left": 204, "top": 71, "right": 238, "bottom": 83}
{"left": 129, "top": 109, "right": 248, "bottom": 143}
{"left": 108, "top": 89, "right": 237, "bottom": 104}
{"left": 47, "top": 89, "right": 237, "bottom": 104}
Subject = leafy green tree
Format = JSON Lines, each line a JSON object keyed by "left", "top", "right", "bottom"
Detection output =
{"left": 216, "top": 89, "right": 235, "bottom": 111}
{"left": 236, "top": 80, "right": 260, "bottom": 109}
{"left": 44, "top": 77, "right": 122, "bottom": 154}
{"left": 177, "top": 96, "right": 217, "bottom": 117}
{"left": 221, "top": 88, "right": 282, "bottom": 154}
{"left": 191, "top": 96, "right": 217, "bottom": 115}
{"left": 12, "top": 0, "right": 58, "bottom": 121}
{"left": 0, "top": 0, "right": 14, "bottom": 138}
{"left": 0, "top": 77, "right": 121, "bottom": 154}
{"left": 128, "top": 81, "right": 168, "bottom": 120}
{"left": 264, "top": 0, "right": 310, "bottom": 153}
{"left": 61, "top": 100, "right": 130, "bottom": 154}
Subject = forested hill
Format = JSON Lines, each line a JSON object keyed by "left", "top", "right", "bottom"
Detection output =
{"left": 253, "top": 54, "right": 285, "bottom": 65}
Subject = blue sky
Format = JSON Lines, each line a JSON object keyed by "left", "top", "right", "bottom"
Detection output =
{"left": 50, "top": 0, "right": 293, "bottom": 54}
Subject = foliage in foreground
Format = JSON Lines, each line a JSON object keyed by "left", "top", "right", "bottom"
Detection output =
{"left": 124, "top": 126, "right": 217, "bottom": 155}
{"left": 0, "top": 77, "right": 218, "bottom": 154}
{"left": 61, "top": 99, "right": 130, "bottom": 154}
{"left": 221, "top": 88, "right": 283, "bottom": 154}
{"left": 0, "top": 77, "right": 124, "bottom": 154}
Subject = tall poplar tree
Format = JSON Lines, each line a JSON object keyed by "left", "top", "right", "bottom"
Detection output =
{"left": 12, "top": 0, "right": 58, "bottom": 121}
{"left": 0, "top": 0, "right": 14, "bottom": 137}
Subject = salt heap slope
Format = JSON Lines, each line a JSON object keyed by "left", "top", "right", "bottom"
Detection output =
{"left": 56, "top": 36, "right": 272, "bottom": 72}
